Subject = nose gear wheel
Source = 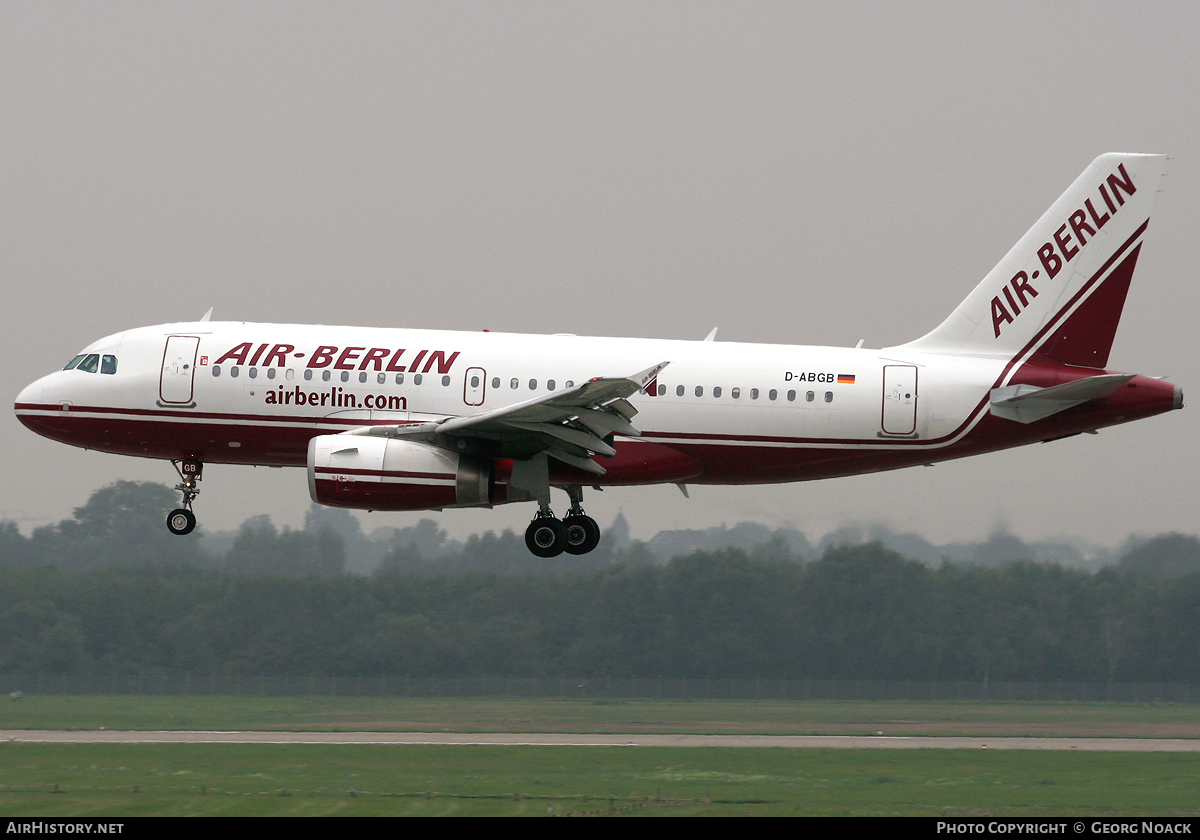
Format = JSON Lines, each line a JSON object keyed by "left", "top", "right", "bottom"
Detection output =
{"left": 166, "top": 508, "right": 196, "bottom": 535}
{"left": 166, "top": 459, "right": 203, "bottom": 536}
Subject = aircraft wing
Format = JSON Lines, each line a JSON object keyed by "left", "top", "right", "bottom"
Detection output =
{"left": 348, "top": 361, "right": 669, "bottom": 474}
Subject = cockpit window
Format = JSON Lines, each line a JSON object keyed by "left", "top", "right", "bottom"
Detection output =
{"left": 101, "top": 355, "right": 118, "bottom": 375}
{"left": 77, "top": 354, "right": 100, "bottom": 373}
{"left": 63, "top": 355, "right": 86, "bottom": 370}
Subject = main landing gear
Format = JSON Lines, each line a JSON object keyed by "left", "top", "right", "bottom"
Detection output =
{"left": 166, "top": 459, "right": 203, "bottom": 536}
{"left": 524, "top": 485, "right": 601, "bottom": 558}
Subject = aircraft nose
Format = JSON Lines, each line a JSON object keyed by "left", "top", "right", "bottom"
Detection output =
{"left": 14, "top": 375, "right": 55, "bottom": 437}
{"left": 15, "top": 377, "right": 47, "bottom": 410}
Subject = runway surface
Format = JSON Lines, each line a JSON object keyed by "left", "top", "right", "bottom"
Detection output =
{"left": 4, "top": 730, "right": 1199, "bottom": 751}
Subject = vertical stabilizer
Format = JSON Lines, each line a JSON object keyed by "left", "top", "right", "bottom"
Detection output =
{"left": 896, "top": 154, "right": 1166, "bottom": 364}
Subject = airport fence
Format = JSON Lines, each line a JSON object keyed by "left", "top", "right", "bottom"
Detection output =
{"left": 3, "top": 673, "right": 1200, "bottom": 703}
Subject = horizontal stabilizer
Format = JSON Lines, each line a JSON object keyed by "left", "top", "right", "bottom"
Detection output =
{"left": 989, "top": 374, "right": 1133, "bottom": 424}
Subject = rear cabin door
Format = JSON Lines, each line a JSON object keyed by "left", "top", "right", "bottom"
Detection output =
{"left": 160, "top": 335, "right": 200, "bottom": 404}
{"left": 881, "top": 364, "right": 918, "bottom": 435}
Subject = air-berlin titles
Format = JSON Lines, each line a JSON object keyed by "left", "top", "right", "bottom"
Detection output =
{"left": 212, "top": 343, "right": 461, "bottom": 374}
{"left": 263, "top": 386, "right": 405, "bottom": 409}
{"left": 991, "top": 163, "right": 1137, "bottom": 339}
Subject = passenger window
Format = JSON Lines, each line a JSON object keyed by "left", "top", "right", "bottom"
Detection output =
{"left": 231, "top": 367, "right": 240, "bottom": 378}
{"left": 414, "top": 374, "right": 423, "bottom": 385}
{"left": 676, "top": 385, "right": 685, "bottom": 396}
{"left": 248, "top": 367, "right": 257, "bottom": 379}
{"left": 713, "top": 386, "right": 722, "bottom": 398}
{"left": 731, "top": 387, "right": 740, "bottom": 399}
{"left": 441, "top": 375, "right": 451, "bottom": 386}
{"left": 787, "top": 390, "right": 796, "bottom": 401}
{"left": 266, "top": 368, "right": 276, "bottom": 380}
{"left": 63, "top": 355, "right": 86, "bottom": 371}
{"left": 395, "top": 373, "right": 404, "bottom": 384}
{"left": 529, "top": 379, "right": 537, "bottom": 390}
{"left": 769, "top": 389, "right": 777, "bottom": 400}
{"left": 377, "top": 373, "right": 386, "bottom": 384}
{"left": 78, "top": 354, "right": 99, "bottom": 373}
{"left": 341, "top": 371, "right": 350, "bottom": 382}
{"left": 750, "top": 388, "right": 759, "bottom": 400}
{"left": 491, "top": 377, "right": 500, "bottom": 389}
{"left": 322, "top": 370, "right": 331, "bottom": 382}
{"left": 806, "top": 391, "right": 814, "bottom": 402}
{"left": 212, "top": 366, "right": 222, "bottom": 377}
{"left": 471, "top": 376, "right": 480, "bottom": 388}
{"left": 658, "top": 384, "right": 665, "bottom": 396}
{"left": 695, "top": 386, "right": 704, "bottom": 397}
{"left": 510, "top": 378, "right": 519, "bottom": 389}
{"left": 825, "top": 391, "right": 833, "bottom": 403}
{"left": 547, "top": 379, "right": 556, "bottom": 390}
{"left": 286, "top": 369, "right": 295, "bottom": 381}
{"left": 101, "top": 355, "right": 117, "bottom": 375}
{"left": 303, "top": 369, "right": 312, "bottom": 381}
{"left": 566, "top": 380, "right": 574, "bottom": 388}
{"left": 358, "top": 372, "right": 368, "bottom": 383}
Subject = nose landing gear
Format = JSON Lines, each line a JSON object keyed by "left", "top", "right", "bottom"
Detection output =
{"left": 166, "top": 459, "right": 202, "bottom": 536}
{"left": 167, "top": 508, "right": 196, "bottom": 536}
{"left": 523, "top": 485, "right": 601, "bottom": 557}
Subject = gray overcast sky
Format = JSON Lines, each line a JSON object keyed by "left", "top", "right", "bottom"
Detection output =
{"left": 3, "top": 1, "right": 1197, "bottom": 546}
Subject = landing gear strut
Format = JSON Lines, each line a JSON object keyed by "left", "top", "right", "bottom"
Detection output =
{"left": 166, "top": 459, "right": 202, "bottom": 536}
{"left": 523, "top": 485, "right": 601, "bottom": 557}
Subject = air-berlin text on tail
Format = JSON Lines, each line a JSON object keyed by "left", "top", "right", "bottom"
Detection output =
{"left": 212, "top": 343, "right": 461, "bottom": 374}
{"left": 991, "top": 163, "right": 1138, "bottom": 338}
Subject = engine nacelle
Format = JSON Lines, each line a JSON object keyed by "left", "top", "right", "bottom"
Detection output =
{"left": 308, "top": 435, "right": 491, "bottom": 511}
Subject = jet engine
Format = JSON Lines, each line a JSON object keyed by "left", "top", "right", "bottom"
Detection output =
{"left": 307, "top": 434, "right": 491, "bottom": 511}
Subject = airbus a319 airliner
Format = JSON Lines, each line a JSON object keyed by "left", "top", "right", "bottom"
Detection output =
{"left": 15, "top": 154, "right": 1183, "bottom": 556}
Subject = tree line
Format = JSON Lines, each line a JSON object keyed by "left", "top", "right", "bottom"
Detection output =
{"left": 6, "top": 481, "right": 1200, "bottom": 577}
{"left": 4, "top": 481, "right": 1200, "bottom": 683}
{"left": 2, "top": 543, "right": 1200, "bottom": 683}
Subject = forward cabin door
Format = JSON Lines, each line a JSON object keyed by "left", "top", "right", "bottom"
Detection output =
{"left": 881, "top": 364, "right": 918, "bottom": 435}
{"left": 160, "top": 335, "right": 200, "bottom": 405}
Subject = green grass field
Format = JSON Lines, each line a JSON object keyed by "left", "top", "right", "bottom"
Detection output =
{"left": 2, "top": 743, "right": 1200, "bottom": 816}
{"left": 3, "top": 696, "right": 1200, "bottom": 816}
{"left": 4, "top": 694, "right": 1200, "bottom": 738}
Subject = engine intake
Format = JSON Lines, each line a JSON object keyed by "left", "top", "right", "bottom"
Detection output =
{"left": 308, "top": 435, "right": 491, "bottom": 511}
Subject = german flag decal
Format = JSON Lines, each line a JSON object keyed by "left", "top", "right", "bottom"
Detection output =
{"left": 837, "top": 374, "right": 856, "bottom": 384}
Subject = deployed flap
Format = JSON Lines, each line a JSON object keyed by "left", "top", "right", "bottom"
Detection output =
{"left": 348, "top": 362, "right": 670, "bottom": 473}
{"left": 989, "top": 374, "right": 1133, "bottom": 424}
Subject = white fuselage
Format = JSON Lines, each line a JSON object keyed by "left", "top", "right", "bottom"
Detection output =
{"left": 16, "top": 319, "right": 1170, "bottom": 492}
